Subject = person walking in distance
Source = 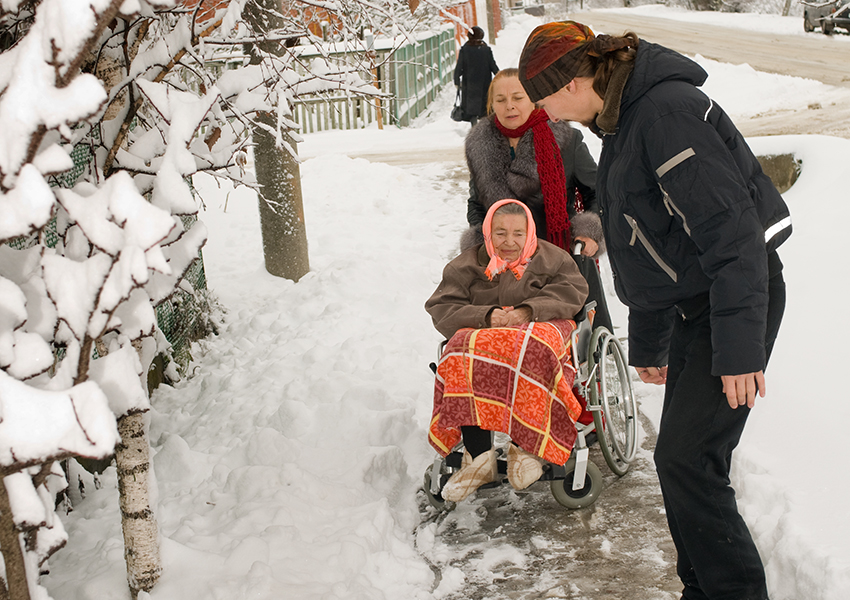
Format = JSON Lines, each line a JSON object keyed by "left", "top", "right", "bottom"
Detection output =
{"left": 453, "top": 26, "right": 499, "bottom": 127}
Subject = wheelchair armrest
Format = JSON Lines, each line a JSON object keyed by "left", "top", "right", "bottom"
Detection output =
{"left": 573, "top": 300, "right": 598, "bottom": 323}
{"left": 429, "top": 339, "right": 448, "bottom": 374}
{"left": 571, "top": 301, "right": 597, "bottom": 370}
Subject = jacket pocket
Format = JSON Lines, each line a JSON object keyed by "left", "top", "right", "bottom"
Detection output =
{"left": 623, "top": 214, "right": 678, "bottom": 282}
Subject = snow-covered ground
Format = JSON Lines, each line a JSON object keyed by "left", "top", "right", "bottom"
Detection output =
{"left": 43, "top": 8, "right": 850, "bottom": 600}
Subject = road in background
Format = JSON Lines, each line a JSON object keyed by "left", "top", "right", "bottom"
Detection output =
{"left": 575, "top": 11, "right": 850, "bottom": 138}
{"left": 575, "top": 12, "right": 850, "bottom": 87}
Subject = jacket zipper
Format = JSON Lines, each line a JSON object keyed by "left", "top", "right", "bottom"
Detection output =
{"left": 623, "top": 214, "right": 678, "bottom": 282}
{"left": 659, "top": 184, "right": 692, "bottom": 236}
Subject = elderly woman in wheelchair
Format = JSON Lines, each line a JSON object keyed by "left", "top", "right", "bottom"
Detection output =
{"left": 424, "top": 198, "right": 591, "bottom": 503}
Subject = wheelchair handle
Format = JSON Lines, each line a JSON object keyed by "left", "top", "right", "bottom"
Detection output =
{"left": 573, "top": 241, "right": 585, "bottom": 256}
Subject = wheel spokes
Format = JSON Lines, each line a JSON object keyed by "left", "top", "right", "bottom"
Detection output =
{"left": 600, "top": 337, "right": 637, "bottom": 463}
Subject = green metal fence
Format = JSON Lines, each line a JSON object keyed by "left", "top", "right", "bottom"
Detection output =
{"left": 292, "top": 28, "right": 457, "bottom": 132}
{"left": 389, "top": 29, "right": 457, "bottom": 127}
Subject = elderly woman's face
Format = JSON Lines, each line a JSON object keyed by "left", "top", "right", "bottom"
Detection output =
{"left": 491, "top": 76, "right": 535, "bottom": 129}
{"left": 491, "top": 213, "right": 528, "bottom": 261}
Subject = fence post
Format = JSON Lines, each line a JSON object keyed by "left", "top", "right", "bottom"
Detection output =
{"left": 391, "top": 48, "right": 399, "bottom": 125}
{"left": 437, "top": 32, "right": 443, "bottom": 84}
{"left": 365, "top": 29, "right": 384, "bottom": 130}
{"left": 416, "top": 40, "right": 424, "bottom": 118}
{"left": 401, "top": 45, "right": 410, "bottom": 126}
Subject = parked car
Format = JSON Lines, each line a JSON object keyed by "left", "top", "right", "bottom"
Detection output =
{"left": 801, "top": 0, "right": 850, "bottom": 34}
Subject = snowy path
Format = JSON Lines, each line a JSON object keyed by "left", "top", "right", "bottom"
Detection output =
{"left": 173, "top": 152, "right": 678, "bottom": 600}
{"left": 416, "top": 412, "right": 680, "bottom": 600}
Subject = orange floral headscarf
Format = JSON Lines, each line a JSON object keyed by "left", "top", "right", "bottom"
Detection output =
{"left": 483, "top": 199, "right": 538, "bottom": 281}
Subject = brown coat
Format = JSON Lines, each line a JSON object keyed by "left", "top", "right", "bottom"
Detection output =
{"left": 425, "top": 241, "right": 589, "bottom": 339}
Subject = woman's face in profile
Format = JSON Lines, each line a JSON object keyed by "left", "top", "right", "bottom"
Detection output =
{"left": 537, "top": 77, "right": 602, "bottom": 128}
{"left": 491, "top": 212, "right": 528, "bottom": 261}
{"left": 491, "top": 77, "right": 535, "bottom": 129}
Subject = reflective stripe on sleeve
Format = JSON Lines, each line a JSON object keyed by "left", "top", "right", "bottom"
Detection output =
{"left": 703, "top": 98, "right": 715, "bottom": 121}
{"left": 656, "top": 148, "right": 696, "bottom": 178}
{"left": 765, "top": 216, "right": 792, "bottom": 243}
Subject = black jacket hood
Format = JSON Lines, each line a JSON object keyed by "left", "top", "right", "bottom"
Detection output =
{"left": 620, "top": 41, "right": 708, "bottom": 114}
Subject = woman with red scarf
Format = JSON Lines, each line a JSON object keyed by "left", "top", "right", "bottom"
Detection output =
{"left": 463, "top": 68, "right": 612, "bottom": 332}
{"left": 463, "top": 68, "right": 601, "bottom": 254}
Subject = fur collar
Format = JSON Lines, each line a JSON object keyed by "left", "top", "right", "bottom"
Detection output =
{"left": 595, "top": 61, "right": 635, "bottom": 135}
{"left": 465, "top": 117, "right": 575, "bottom": 209}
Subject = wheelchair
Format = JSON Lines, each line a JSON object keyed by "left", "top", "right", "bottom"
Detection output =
{"left": 422, "top": 300, "right": 638, "bottom": 510}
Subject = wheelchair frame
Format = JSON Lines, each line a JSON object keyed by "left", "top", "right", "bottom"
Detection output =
{"left": 423, "top": 301, "right": 639, "bottom": 510}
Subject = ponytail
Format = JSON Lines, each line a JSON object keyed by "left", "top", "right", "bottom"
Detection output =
{"left": 574, "top": 32, "right": 639, "bottom": 99}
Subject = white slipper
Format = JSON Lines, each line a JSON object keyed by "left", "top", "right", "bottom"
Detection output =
{"left": 442, "top": 448, "right": 497, "bottom": 502}
{"left": 507, "top": 443, "right": 543, "bottom": 491}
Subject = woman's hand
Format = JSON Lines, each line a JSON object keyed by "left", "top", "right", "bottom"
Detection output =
{"left": 574, "top": 236, "right": 598, "bottom": 257}
{"left": 505, "top": 306, "right": 532, "bottom": 326}
{"left": 636, "top": 366, "right": 667, "bottom": 385}
{"left": 490, "top": 308, "right": 510, "bottom": 327}
{"left": 490, "top": 306, "right": 532, "bottom": 327}
{"left": 721, "top": 372, "right": 765, "bottom": 409}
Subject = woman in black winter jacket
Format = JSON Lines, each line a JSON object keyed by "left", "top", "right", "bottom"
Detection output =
{"left": 519, "top": 21, "right": 792, "bottom": 600}
{"left": 453, "top": 26, "right": 499, "bottom": 126}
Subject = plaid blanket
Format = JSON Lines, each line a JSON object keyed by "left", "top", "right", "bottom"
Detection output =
{"left": 429, "top": 319, "right": 581, "bottom": 466}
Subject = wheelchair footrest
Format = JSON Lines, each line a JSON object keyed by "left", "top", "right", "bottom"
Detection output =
{"left": 539, "top": 462, "right": 567, "bottom": 481}
{"left": 445, "top": 450, "right": 583, "bottom": 483}
{"left": 446, "top": 451, "right": 463, "bottom": 469}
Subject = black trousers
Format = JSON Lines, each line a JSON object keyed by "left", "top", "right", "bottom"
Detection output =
{"left": 654, "top": 268, "right": 785, "bottom": 600}
{"left": 461, "top": 425, "right": 491, "bottom": 458}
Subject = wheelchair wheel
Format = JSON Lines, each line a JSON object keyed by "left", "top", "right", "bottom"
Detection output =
{"left": 550, "top": 457, "right": 603, "bottom": 509}
{"left": 589, "top": 329, "right": 638, "bottom": 476}
{"left": 423, "top": 466, "right": 455, "bottom": 512}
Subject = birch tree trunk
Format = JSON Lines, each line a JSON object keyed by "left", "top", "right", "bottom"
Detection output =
{"left": 116, "top": 412, "right": 160, "bottom": 598}
{"left": 0, "top": 476, "right": 29, "bottom": 600}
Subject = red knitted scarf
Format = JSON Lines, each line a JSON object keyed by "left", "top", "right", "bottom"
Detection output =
{"left": 494, "top": 109, "right": 570, "bottom": 249}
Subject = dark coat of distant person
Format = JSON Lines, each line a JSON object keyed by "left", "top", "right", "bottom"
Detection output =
{"left": 453, "top": 27, "right": 499, "bottom": 122}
